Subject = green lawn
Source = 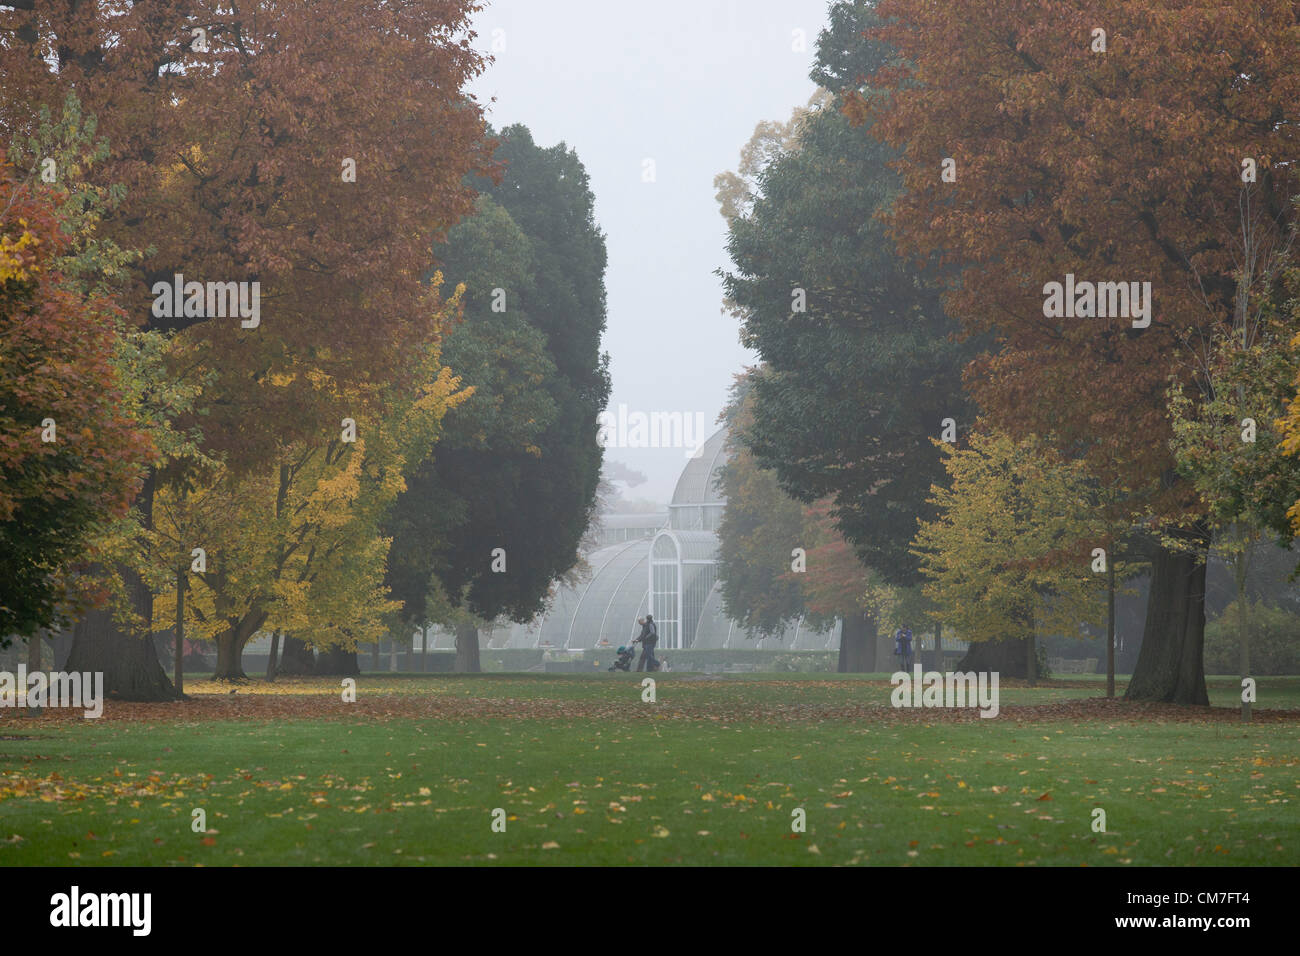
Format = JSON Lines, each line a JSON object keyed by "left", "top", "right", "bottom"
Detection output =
{"left": 0, "top": 674, "right": 1295, "bottom": 866}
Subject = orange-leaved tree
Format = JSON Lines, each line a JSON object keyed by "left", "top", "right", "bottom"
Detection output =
{"left": 0, "top": 160, "right": 152, "bottom": 640}
{"left": 861, "top": 0, "right": 1300, "bottom": 703}
{"left": 1, "top": 1, "right": 496, "bottom": 696}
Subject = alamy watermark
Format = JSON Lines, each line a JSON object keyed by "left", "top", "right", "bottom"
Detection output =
{"left": 151, "top": 273, "right": 260, "bottom": 328}
{"left": 50, "top": 886, "right": 150, "bottom": 936}
{"left": 597, "top": 404, "right": 711, "bottom": 459}
{"left": 0, "top": 666, "right": 103, "bottom": 718}
{"left": 890, "top": 665, "right": 999, "bottom": 718}
{"left": 1042, "top": 274, "right": 1151, "bottom": 328}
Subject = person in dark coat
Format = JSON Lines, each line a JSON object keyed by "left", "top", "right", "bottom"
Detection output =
{"left": 634, "top": 615, "right": 659, "bottom": 672}
{"left": 894, "top": 623, "right": 914, "bottom": 671}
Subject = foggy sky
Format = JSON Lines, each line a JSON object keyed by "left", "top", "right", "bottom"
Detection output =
{"left": 466, "top": 0, "right": 833, "bottom": 503}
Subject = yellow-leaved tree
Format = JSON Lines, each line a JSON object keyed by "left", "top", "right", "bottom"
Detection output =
{"left": 912, "top": 430, "right": 1109, "bottom": 682}
{"left": 148, "top": 284, "right": 471, "bottom": 679}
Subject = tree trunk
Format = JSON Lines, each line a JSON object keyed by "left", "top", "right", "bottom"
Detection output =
{"left": 65, "top": 605, "right": 175, "bottom": 701}
{"left": 1235, "top": 551, "right": 1251, "bottom": 723}
{"left": 51, "top": 627, "right": 73, "bottom": 671}
{"left": 278, "top": 636, "right": 315, "bottom": 675}
{"left": 455, "top": 621, "right": 481, "bottom": 673}
{"left": 65, "top": 473, "right": 174, "bottom": 701}
{"left": 174, "top": 570, "right": 185, "bottom": 698}
{"left": 266, "top": 629, "right": 281, "bottom": 681}
{"left": 316, "top": 646, "right": 359, "bottom": 676}
{"left": 25, "top": 627, "right": 43, "bottom": 716}
{"left": 1106, "top": 562, "right": 1116, "bottom": 698}
{"left": 836, "top": 610, "right": 875, "bottom": 673}
{"left": 213, "top": 628, "right": 249, "bottom": 680}
{"left": 67, "top": 477, "right": 166, "bottom": 698}
{"left": 955, "top": 636, "right": 1034, "bottom": 679}
{"left": 1125, "top": 528, "right": 1210, "bottom": 705}
{"left": 390, "top": 636, "right": 398, "bottom": 672}
{"left": 26, "top": 628, "right": 41, "bottom": 671}
{"left": 421, "top": 624, "right": 429, "bottom": 672}
{"left": 934, "top": 622, "right": 943, "bottom": 666}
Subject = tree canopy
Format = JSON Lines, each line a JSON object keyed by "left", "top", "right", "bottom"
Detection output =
{"left": 719, "top": 0, "right": 975, "bottom": 588}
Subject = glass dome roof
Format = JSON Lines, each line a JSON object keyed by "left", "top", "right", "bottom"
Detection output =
{"left": 670, "top": 427, "right": 728, "bottom": 507}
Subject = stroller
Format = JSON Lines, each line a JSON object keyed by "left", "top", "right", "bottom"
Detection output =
{"left": 608, "top": 643, "right": 637, "bottom": 672}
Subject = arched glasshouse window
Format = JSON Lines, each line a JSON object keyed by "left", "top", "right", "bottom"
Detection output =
{"left": 650, "top": 533, "right": 681, "bottom": 649}
{"left": 649, "top": 530, "right": 719, "bottom": 650}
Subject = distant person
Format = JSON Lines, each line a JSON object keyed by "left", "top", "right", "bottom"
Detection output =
{"left": 634, "top": 615, "right": 659, "bottom": 672}
{"left": 894, "top": 623, "right": 914, "bottom": 671}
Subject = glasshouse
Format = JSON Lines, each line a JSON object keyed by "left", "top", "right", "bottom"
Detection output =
{"left": 424, "top": 426, "right": 840, "bottom": 652}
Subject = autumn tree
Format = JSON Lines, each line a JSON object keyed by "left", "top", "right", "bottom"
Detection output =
{"left": 2, "top": 0, "right": 494, "bottom": 458}
{"left": 717, "top": 375, "right": 889, "bottom": 672}
{"left": 794, "top": 499, "right": 896, "bottom": 673}
{"left": 150, "top": 323, "right": 468, "bottom": 680}
{"left": 863, "top": 0, "right": 1300, "bottom": 702}
{"left": 714, "top": 89, "right": 831, "bottom": 225}
{"left": 913, "top": 431, "right": 1109, "bottom": 681}
{"left": 716, "top": 379, "right": 808, "bottom": 636}
{"left": 0, "top": 158, "right": 151, "bottom": 641}
{"left": 1171, "top": 294, "right": 1300, "bottom": 715}
{"left": 1, "top": 0, "right": 496, "bottom": 697}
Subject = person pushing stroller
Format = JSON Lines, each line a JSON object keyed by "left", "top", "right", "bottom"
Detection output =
{"left": 634, "top": 614, "right": 660, "bottom": 672}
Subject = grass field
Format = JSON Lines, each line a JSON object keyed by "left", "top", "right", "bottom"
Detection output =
{"left": 1, "top": 673, "right": 1296, "bottom": 866}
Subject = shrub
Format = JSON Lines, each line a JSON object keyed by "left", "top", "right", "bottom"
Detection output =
{"left": 1204, "top": 600, "right": 1300, "bottom": 675}
{"left": 479, "top": 648, "right": 546, "bottom": 672}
